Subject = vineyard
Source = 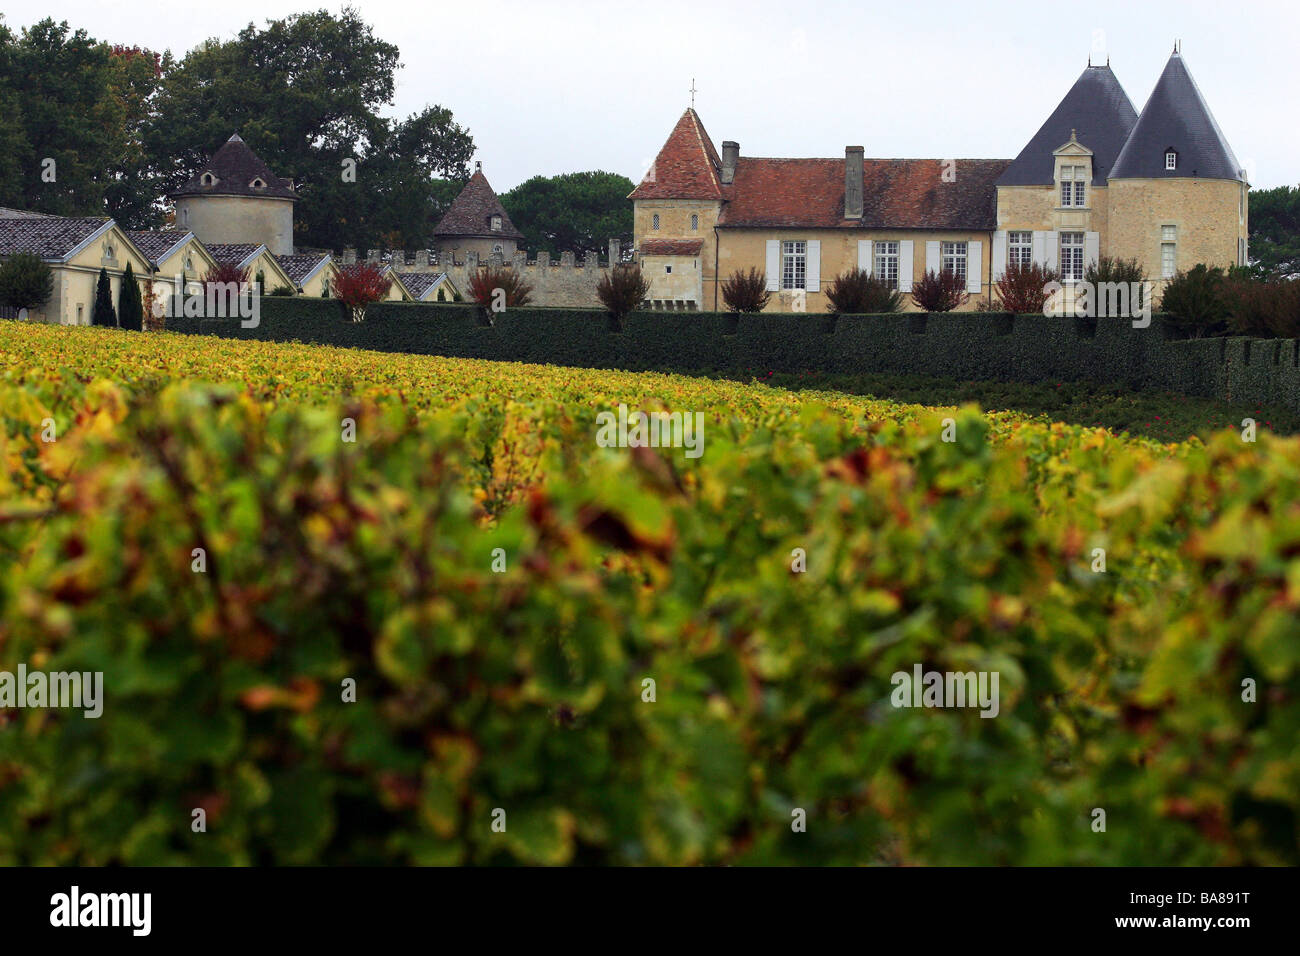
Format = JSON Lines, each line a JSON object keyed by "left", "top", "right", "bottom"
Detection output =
{"left": 0, "top": 323, "right": 1296, "bottom": 865}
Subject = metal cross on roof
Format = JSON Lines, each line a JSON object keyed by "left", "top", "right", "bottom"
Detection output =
{"left": 689, "top": 78, "right": 697, "bottom": 108}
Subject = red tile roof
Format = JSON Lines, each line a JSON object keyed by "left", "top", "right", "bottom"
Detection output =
{"left": 628, "top": 109, "right": 723, "bottom": 201}
{"left": 639, "top": 239, "right": 704, "bottom": 256}
{"left": 718, "top": 158, "right": 1011, "bottom": 231}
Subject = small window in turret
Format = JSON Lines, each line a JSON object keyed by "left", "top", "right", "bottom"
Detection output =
{"left": 1165, "top": 151, "right": 1177, "bottom": 170}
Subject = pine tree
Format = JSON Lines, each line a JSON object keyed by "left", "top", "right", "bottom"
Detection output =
{"left": 118, "top": 263, "right": 144, "bottom": 331}
{"left": 92, "top": 268, "right": 118, "bottom": 327}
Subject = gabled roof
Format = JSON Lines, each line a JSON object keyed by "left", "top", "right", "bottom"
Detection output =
{"left": 275, "top": 252, "right": 334, "bottom": 287}
{"left": 718, "top": 158, "right": 1010, "bottom": 231}
{"left": 997, "top": 65, "right": 1138, "bottom": 187}
{"left": 204, "top": 242, "right": 263, "bottom": 269}
{"left": 0, "top": 216, "right": 115, "bottom": 260}
{"left": 628, "top": 108, "right": 724, "bottom": 201}
{"left": 205, "top": 242, "right": 295, "bottom": 288}
{"left": 1110, "top": 52, "right": 1243, "bottom": 181}
{"left": 125, "top": 230, "right": 195, "bottom": 267}
{"left": 432, "top": 171, "right": 525, "bottom": 240}
{"left": 172, "top": 133, "right": 297, "bottom": 200}
{"left": 396, "top": 271, "right": 456, "bottom": 301}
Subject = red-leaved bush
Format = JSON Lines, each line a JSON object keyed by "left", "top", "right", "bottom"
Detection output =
{"left": 910, "top": 269, "right": 969, "bottom": 312}
{"left": 333, "top": 264, "right": 393, "bottom": 323}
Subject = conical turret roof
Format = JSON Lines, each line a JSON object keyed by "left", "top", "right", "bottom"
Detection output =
{"left": 997, "top": 65, "right": 1138, "bottom": 187}
{"left": 172, "top": 133, "right": 296, "bottom": 200}
{"left": 1110, "top": 51, "right": 1243, "bottom": 181}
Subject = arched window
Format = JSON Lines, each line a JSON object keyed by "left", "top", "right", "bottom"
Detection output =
{"left": 691, "top": 214, "right": 698, "bottom": 231}
{"left": 201, "top": 172, "right": 216, "bottom": 186}
{"left": 250, "top": 178, "right": 265, "bottom": 189}
{"left": 652, "top": 214, "right": 660, "bottom": 230}
{"left": 493, "top": 243, "right": 503, "bottom": 255}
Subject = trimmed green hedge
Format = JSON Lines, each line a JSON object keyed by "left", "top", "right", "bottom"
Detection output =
{"left": 166, "top": 298, "right": 1300, "bottom": 412}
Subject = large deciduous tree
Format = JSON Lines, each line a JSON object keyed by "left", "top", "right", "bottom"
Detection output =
{"left": 1248, "top": 185, "right": 1300, "bottom": 279}
{"left": 144, "top": 7, "right": 473, "bottom": 252}
{"left": 500, "top": 171, "right": 634, "bottom": 257}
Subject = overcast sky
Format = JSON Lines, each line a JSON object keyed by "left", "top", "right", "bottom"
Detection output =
{"left": 10, "top": 0, "right": 1298, "bottom": 191}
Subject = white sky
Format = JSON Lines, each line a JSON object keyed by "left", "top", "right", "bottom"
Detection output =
{"left": 6, "top": 0, "right": 1297, "bottom": 191}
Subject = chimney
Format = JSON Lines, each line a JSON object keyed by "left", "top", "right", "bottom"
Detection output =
{"left": 845, "top": 146, "right": 864, "bottom": 219}
{"left": 721, "top": 141, "right": 739, "bottom": 185}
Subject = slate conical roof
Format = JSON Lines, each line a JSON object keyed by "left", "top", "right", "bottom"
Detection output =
{"left": 627, "top": 108, "right": 724, "bottom": 200}
{"left": 997, "top": 65, "right": 1138, "bottom": 187}
{"left": 432, "top": 170, "right": 524, "bottom": 240}
{"left": 172, "top": 133, "right": 296, "bottom": 200}
{"left": 1110, "top": 52, "right": 1243, "bottom": 181}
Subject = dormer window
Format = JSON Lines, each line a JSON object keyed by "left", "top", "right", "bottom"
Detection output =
{"left": 201, "top": 172, "right": 216, "bottom": 186}
{"left": 250, "top": 177, "right": 266, "bottom": 189}
{"left": 1165, "top": 151, "right": 1177, "bottom": 171}
{"left": 1059, "top": 165, "right": 1087, "bottom": 207}
{"left": 490, "top": 215, "right": 502, "bottom": 232}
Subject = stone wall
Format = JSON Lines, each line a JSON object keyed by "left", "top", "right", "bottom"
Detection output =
{"left": 341, "top": 242, "right": 625, "bottom": 309}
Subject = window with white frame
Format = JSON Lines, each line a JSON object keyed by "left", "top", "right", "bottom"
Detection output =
{"left": 1165, "top": 151, "right": 1177, "bottom": 171}
{"left": 874, "top": 240, "right": 899, "bottom": 289}
{"left": 652, "top": 214, "right": 660, "bottom": 230}
{"left": 1161, "top": 225, "right": 1177, "bottom": 278}
{"left": 691, "top": 214, "right": 699, "bottom": 231}
{"left": 1060, "top": 232, "right": 1085, "bottom": 282}
{"left": 941, "top": 241, "right": 967, "bottom": 282}
{"left": 491, "top": 216, "right": 502, "bottom": 232}
{"left": 1060, "top": 165, "right": 1087, "bottom": 206}
{"left": 781, "top": 240, "right": 807, "bottom": 290}
{"left": 1008, "top": 231, "right": 1032, "bottom": 268}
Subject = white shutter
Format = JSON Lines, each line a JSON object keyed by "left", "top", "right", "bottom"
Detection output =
{"left": 1085, "top": 231, "right": 1100, "bottom": 269}
{"left": 858, "top": 240, "right": 873, "bottom": 275}
{"left": 966, "top": 241, "right": 982, "bottom": 293}
{"left": 1043, "top": 232, "right": 1058, "bottom": 271}
{"left": 992, "top": 231, "right": 1007, "bottom": 280}
{"left": 925, "top": 240, "right": 941, "bottom": 276}
{"left": 1031, "top": 231, "right": 1046, "bottom": 267}
{"left": 898, "top": 241, "right": 914, "bottom": 292}
{"left": 806, "top": 239, "right": 821, "bottom": 292}
{"left": 765, "top": 240, "right": 780, "bottom": 291}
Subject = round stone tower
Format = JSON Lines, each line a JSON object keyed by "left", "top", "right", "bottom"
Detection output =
{"left": 171, "top": 133, "right": 297, "bottom": 256}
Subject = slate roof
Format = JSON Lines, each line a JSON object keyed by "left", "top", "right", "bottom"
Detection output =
{"left": 126, "top": 230, "right": 192, "bottom": 266}
{"left": 997, "top": 65, "right": 1138, "bottom": 187}
{"left": 172, "top": 133, "right": 297, "bottom": 200}
{"left": 0, "top": 207, "right": 56, "bottom": 218}
{"left": 432, "top": 171, "right": 525, "bottom": 240}
{"left": 628, "top": 109, "right": 724, "bottom": 201}
{"left": 1110, "top": 52, "right": 1243, "bottom": 181}
{"left": 204, "top": 243, "right": 262, "bottom": 268}
{"left": 275, "top": 252, "right": 333, "bottom": 286}
{"left": 639, "top": 239, "right": 704, "bottom": 256}
{"left": 0, "top": 216, "right": 112, "bottom": 259}
{"left": 396, "top": 272, "right": 450, "bottom": 298}
{"left": 718, "top": 158, "right": 1010, "bottom": 231}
